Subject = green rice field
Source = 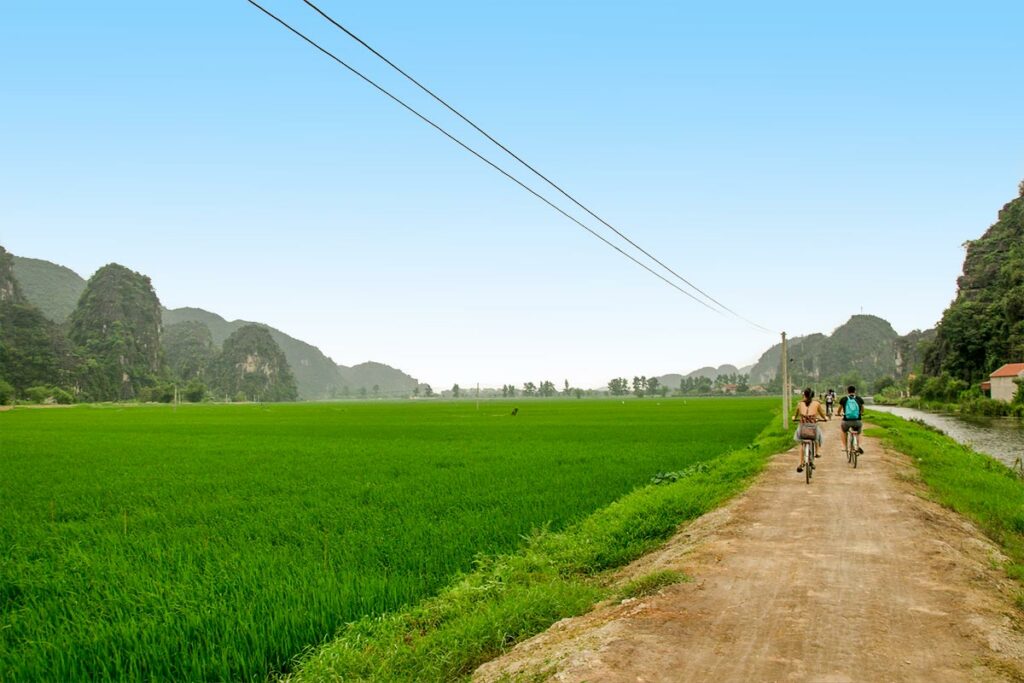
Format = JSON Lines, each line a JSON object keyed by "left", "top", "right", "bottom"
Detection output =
{"left": 0, "top": 398, "right": 775, "bottom": 681}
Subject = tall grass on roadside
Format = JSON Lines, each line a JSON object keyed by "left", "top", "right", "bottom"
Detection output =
{"left": 0, "top": 398, "right": 776, "bottom": 682}
{"left": 866, "top": 412, "right": 1024, "bottom": 584}
{"left": 286, "top": 417, "right": 791, "bottom": 682}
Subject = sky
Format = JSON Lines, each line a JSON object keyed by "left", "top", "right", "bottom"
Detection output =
{"left": 2, "top": 1, "right": 1022, "bottom": 389}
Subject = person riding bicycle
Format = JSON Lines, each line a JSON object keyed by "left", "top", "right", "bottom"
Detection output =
{"left": 838, "top": 385, "right": 865, "bottom": 454}
{"left": 824, "top": 388, "right": 835, "bottom": 418}
{"left": 793, "top": 387, "right": 826, "bottom": 473}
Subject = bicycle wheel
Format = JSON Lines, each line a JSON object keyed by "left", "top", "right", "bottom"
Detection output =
{"left": 805, "top": 443, "right": 812, "bottom": 484}
{"left": 852, "top": 433, "right": 858, "bottom": 468}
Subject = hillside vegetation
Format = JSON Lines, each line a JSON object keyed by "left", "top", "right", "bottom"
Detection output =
{"left": 0, "top": 248, "right": 71, "bottom": 396}
{"left": 746, "top": 314, "right": 925, "bottom": 389}
{"left": 924, "top": 183, "right": 1024, "bottom": 382}
{"left": 10, "top": 255, "right": 86, "bottom": 323}
{"left": 0, "top": 251, "right": 419, "bottom": 401}
{"left": 68, "top": 264, "right": 164, "bottom": 401}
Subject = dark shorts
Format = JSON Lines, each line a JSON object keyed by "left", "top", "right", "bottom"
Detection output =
{"left": 841, "top": 419, "right": 863, "bottom": 433}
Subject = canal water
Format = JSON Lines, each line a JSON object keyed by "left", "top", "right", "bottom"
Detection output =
{"left": 870, "top": 404, "right": 1024, "bottom": 469}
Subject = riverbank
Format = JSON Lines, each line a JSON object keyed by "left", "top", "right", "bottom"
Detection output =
{"left": 867, "top": 412, "right": 1024, "bottom": 588}
{"left": 870, "top": 404, "right": 1024, "bottom": 470}
{"left": 876, "top": 395, "right": 1024, "bottom": 419}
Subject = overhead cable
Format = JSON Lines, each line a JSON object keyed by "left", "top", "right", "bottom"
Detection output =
{"left": 246, "top": 1, "right": 737, "bottom": 319}
{"left": 300, "top": 0, "right": 775, "bottom": 334}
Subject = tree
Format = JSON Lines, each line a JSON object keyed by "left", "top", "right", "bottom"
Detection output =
{"left": 646, "top": 376, "right": 660, "bottom": 396}
{"left": 0, "top": 378, "right": 13, "bottom": 405}
{"left": 412, "top": 385, "right": 420, "bottom": 397}
{"left": 372, "top": 384, "right": 380, "bottom": 397}
{"left": 563, "top": 379, "right": 570, "bottom": 395}
{"left": 539, "top": 380, "right": 556, "bottom": 397}
{"left": 872, "top": 376, "right": 895, "bottom": 394}
{"left": 451, "top": 383, "right": 461, "bottom": 398}
{"left": 632, "top": 376, "right": 647, "bottom": 398}
{"left": 608, "top": 377, "right": 629, "bottom": 396}
{"left": 183, "top": 378, "right": 206, "bottom": 403}
{"left": 522, "top": 382, "right": 536, "bottom": 396}
{"left": 423, "top": 384, "right": 434, "bottom": 397}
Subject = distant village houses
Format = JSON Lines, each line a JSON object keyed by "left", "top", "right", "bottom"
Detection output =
{"left": 989, "top": 363, "right": 1024, "bottom": 402}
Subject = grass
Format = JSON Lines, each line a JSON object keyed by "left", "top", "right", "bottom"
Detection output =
{"left": 617, "top": 570, "right": 690, "bottom": 600}
{"left": 865, "top": 411, "right": 1024, "bottom": 595}
{"left": 0, "top": 398, "right": 778, "bottom": 681}
{"left": 286, "top": 417, "right": 791, "bottom": 682}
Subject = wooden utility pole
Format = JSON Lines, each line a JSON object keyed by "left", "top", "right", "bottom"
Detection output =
{"left": 781, "top": 331, "right": 789, "bottom": 428}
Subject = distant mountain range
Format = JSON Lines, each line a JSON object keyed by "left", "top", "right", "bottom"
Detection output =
{"left": 10, "top": 255, "right": 419, "bottom": 399}
{"left": 11, "top": 253, "right": 936, "bottom": 399}
{"left": 654, "top": 364, "right": 754, "bottom": 389}
{"left": 745, "top": 314, "right": 931, "bottom": 388}
{"left": 654, "top": 315, "right": 932, "bottom": 391}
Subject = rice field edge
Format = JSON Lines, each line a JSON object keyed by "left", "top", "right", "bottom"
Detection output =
{"left": 284, "top": 413, "right": 792, "bottom": 682}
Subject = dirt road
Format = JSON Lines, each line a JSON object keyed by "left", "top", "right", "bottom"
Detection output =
{"left": 475, "top": 419, "right": 1024, "bottom": 682}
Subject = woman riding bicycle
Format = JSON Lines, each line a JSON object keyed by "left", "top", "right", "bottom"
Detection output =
{"left": 794, "top": 387, "right": 826, "bottom": 473}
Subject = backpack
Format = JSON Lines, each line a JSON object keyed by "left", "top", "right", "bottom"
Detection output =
{"left": 844, "top": 396, "right": 861, "bottom": 420}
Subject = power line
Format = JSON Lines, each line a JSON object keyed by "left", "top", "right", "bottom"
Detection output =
{"left": 246, "top": 1, "right": 730, "bottom": 318}
{"left": 300, "top": 0, "right": 774, "bottom": 334}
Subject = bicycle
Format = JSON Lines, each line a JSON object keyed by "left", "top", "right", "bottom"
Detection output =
{"left": 845, "top": 429, "right": 861, "bottom": 468}
{"left": 797, "top": 419, "right": 823, "bottom": 485}
{"left": 800, "top": 435, "right": 816, "bottom": 484}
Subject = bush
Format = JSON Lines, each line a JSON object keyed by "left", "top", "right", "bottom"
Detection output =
{"left": 917, "top": 372, "right": 968, "bottom": 403}
{"left": 184, "top": 379, "right": 206, "bottom": 403}
{"left": 138, "top": 384, "right": 175, "bottom": 403}
{"left": 872, "top": 376, "right": 896, "bottom": 394}
{"left": 24, "top": 385, "right": 74, "bottom": 404}
{"left": 959, "top": 397, "right": 1013, "bottom": 417}
{"left": 0, "top": 379, "right": 15, "bottom": 405}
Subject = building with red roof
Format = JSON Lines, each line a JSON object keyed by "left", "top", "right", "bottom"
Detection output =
{"left": 989, "top": 363, "right": 1024, "bottom": 402}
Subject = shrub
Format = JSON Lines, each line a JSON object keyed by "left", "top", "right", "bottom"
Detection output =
{"left": 138, "top": 384, "right": 175, "bottom": 403}
{"left": 184, "top": 379, "right": 206, "bottom": 403}
{"left": 24, "top": 385, "right": 74, "bottom": 404}
{"left": 872, "top": 376, "right": 896, "bottom": 394}
{"left": 0, "top": 379, "right": 15, "bottom": 405}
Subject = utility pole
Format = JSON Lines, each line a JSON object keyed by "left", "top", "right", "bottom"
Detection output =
{"left": 781, "top": 332, "right": 789, "bottom": 428}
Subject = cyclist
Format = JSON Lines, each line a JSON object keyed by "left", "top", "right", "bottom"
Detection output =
{"left": 794, "top": 387, "right": 826, "bottom": 473}
{"left": 838, "top": 385, "right": 865, "bottom": 455}
{"left": 824, "top": 388, "right": 835, "bottom": 418}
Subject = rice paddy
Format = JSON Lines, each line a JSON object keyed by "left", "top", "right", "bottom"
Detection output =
{"left": 0, "top": 398, "right": 776, "bottom": 681}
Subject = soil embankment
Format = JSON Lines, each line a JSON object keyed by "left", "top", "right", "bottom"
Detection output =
{"left": 475, "top": 419, "right": 1024, "bottom": 682}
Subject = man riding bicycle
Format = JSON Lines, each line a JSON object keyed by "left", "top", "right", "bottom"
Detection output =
{"left": 824, "top": 388, "right": 835, "bottom": 418}
{"left": 838, "top": 385, "right": 865, "bottom": 455}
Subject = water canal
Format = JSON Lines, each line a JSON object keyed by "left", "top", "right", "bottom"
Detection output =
{"left": 870, "top": 404, "right": 1024, "bottom": 469}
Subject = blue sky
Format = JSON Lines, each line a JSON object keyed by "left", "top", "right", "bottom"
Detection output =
{"left": 3, "top": 1, "right": 1022, "bottom": 388}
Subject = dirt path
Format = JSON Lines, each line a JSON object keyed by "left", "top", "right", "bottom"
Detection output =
{"left": 475, "top": 419, "right": 1024, "bottom": 682}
